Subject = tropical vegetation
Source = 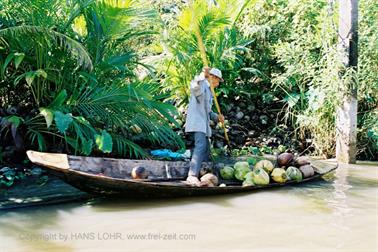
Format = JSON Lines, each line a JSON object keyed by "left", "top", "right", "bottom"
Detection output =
{"left": 0, "top": 0, "right": 376, "bottom": 167}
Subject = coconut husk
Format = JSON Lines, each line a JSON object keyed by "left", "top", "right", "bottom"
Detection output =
{"left": 199, "top": 180, "right": 215, "bottom": 187}
{"left": 299, "top": 164, "right": 314, "bottom": 178}
{"left": 184, "top": 176, "right": 201, "bottom": 187}
{"left": 277, "top": 153, "right": 294, "bottom": 167}
{"left": 295, "top": 156, "right": 310, "bottom": 167}
{"left": 200, "top": 173, "right": 219, "bottom": 186}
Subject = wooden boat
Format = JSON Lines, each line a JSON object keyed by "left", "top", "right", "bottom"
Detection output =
{"left": 26, "top": 150, "right": 337, "bottom": 198}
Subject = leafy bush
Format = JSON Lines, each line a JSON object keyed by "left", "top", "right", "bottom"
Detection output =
{"left": 0, "top": 0, "right": 183, "bottom": 161}
{"left": 237, "top": 0, "right": 377, "bottom": 159}
{"left": 0, "top": 0, "right": 376, "bottom": 162}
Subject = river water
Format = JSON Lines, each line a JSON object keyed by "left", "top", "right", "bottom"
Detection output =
{"left": 0, "top": 161, "right": 377, "bottom": 252}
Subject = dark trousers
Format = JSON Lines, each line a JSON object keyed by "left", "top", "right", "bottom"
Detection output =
{"left": 188, "top": 132, "right": 210, "bottom": 177}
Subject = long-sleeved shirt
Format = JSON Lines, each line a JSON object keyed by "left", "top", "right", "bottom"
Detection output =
{"left": 185, "top": 74, "right": 218, "bottom": 137}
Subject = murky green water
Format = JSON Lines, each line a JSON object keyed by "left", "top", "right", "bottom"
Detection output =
{"left": 0, "top": 161, "right": 377, "bottom": 252}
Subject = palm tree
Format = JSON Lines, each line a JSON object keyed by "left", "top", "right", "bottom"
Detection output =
{"left": 0, "top": 0, "right": 183, "bottom": 159}
{"left": 157, "top": 0, "right": 253, "bottom": 106}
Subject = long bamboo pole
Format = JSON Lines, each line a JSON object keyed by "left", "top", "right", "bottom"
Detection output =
{"left": 193, "top": 28, "right": 230, "bottom": 145}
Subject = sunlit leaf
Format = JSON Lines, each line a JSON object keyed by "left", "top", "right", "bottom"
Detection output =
{"left": 14, "top": 52, "right": 25, "bottom": 69}
{"left": 39, "top": 108, "right": 54, "bottom": 128}
{"left": 25, "top": 71, "right": 35, "bottom": 86}
{"left": 35, "top": 69, "right": 47, "bottom": 78}
{"left": 95, "top": 130, "right": 113, "bottom": 153}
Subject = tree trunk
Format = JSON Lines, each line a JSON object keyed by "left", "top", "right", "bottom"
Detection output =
{"left": 336, "top": 0, "right": 358, "bottom": 164}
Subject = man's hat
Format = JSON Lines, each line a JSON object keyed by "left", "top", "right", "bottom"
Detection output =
{"left": 209, "top": 68, "right": 224, "bottom": 82}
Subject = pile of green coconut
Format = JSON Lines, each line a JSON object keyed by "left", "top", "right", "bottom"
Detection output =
{"left": 219, "top": 153, "right": 315, "bottom": 186}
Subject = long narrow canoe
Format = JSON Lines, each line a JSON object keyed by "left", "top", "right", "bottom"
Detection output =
{"left": 26, "top": 150, "right": 337, "bottom": 198}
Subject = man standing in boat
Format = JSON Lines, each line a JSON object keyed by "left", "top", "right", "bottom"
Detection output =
{"left": 185, "top": 67, "right": 224, "bottom": 186}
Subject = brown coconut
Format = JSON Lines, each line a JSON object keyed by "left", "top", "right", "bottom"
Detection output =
{"left": 131, "top": 166, "right": 149, "bottom": 179}
{"left": 199, "top": 180, "right": 215, "bottom": 187}
{"left": 295, "top": 156, "right": 310, "bottom": 167}
{"left": 299, "top": 164, "right": 314, "bottom": 178}
{"left": 277, "top": 153, "right": 294, "bottom": 168}
{"left": 200, "top": 173, "right": 219, "bottom": 186}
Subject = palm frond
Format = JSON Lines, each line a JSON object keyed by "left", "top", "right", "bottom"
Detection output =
{"left": 112, "top": 134, "right": 148, "bottom": 158}
{"left": 198, "top": 12, "right": 230, "bottom": 39}
{"left": 64, "top": 0, "right": 95, "bottom": 31}
{"left": 0, "top": 25, "right": 93, "bottom": 71}
{"left": 69, "top": 81, "right": 183, "bottom": 149}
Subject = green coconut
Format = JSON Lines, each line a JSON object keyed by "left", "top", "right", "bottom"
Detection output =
{"left": 234, "top": 161, "right": 251, "bottom": 181}
{"left": 286, "top": 166, "right": 303, "bottom": 182}
{"left": 251, "top": 168, "right": 270, "bottom": 185}
{"left": 254, "top": 160, "right": 274, "bottom": 174}
{"left": 271, "top": 168, "right": 288, "bottom": 183}
{"left": 220, "top": 166, "right": 235, "bottom": 180}
{"left": 242, "top": 172, "right": 255, "bottom": 187}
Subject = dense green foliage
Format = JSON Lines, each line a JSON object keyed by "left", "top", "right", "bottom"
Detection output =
{"left": 155, "top": 0, "right": 252, "bottom": 105}
{"left": 0, "top": 0, "right": 183, "bottom": 162}
{"left": 237, "top": 0, "right": 377, "bottom": 159}
{"left": 154, "top": 0, "right": 377, "bottom": 159}
{"left": 0, "top": 0, "right": 376, "bottom": 162}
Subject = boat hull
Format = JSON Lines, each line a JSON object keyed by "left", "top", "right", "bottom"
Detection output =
{"left": 27, "top": 151, "right": 337, "bottom": 198}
